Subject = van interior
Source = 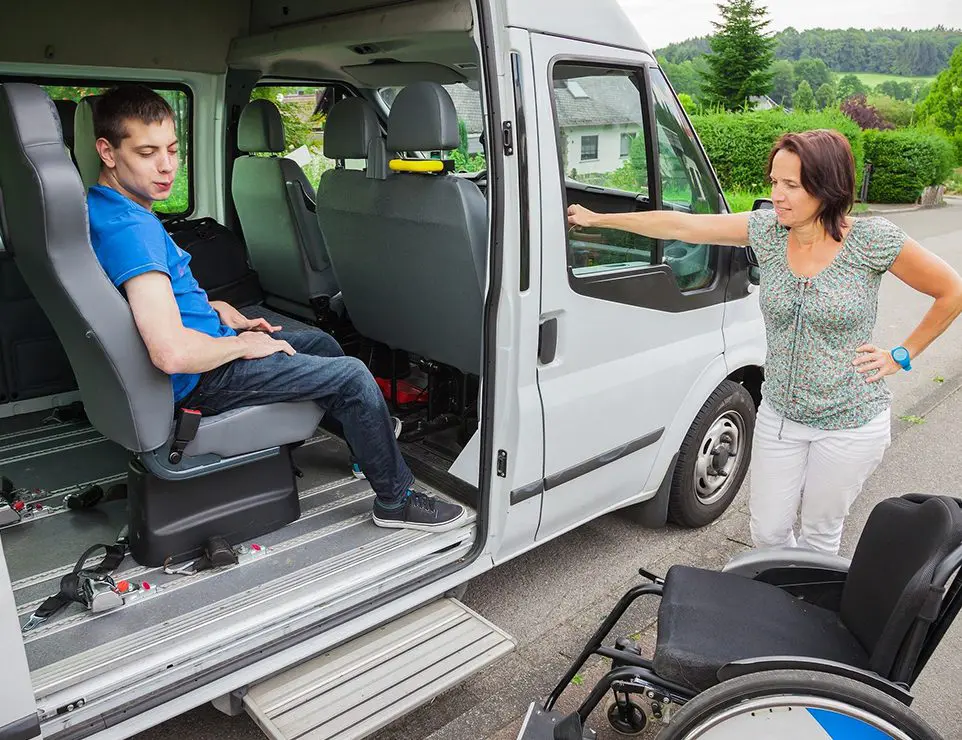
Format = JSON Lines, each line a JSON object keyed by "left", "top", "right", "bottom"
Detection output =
{"left": 0, "top": 0, "right": 498, "bottom": 732}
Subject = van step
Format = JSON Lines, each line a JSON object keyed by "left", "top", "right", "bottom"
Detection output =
{"left": 243, "top": 598, "right": 515, "bottom": 740}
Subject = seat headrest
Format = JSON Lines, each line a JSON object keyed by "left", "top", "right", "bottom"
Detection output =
{"left": 323, "top": 97, "right": 382, "bottom": 160}
{"left": 386, "top": 82, "right": 459, "bottom": 153}
{"left": 54, "top": 99, "right": 77, "bottom": 149}
{"left": 73, "top": 96, "right": 102, "bottom": 189}
{"left": 238, "top": 99, "right": 285, "bottom": 154}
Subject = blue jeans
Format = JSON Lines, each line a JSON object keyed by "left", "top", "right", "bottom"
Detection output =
{"left": 181, "top": 329, "right": 414, "bottom": 505}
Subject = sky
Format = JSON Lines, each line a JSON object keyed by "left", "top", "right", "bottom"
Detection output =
{"left": 616, "top": 0, "right": 962, "bottom": 50}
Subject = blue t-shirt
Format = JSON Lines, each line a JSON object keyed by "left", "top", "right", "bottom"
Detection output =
{"left": 86, "top": 185, "right": 235, "bottom": 402}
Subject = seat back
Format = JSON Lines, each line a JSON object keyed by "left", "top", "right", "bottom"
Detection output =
{"left": 840, "top": 494, "right": 962, "bottom": 678}
{"left": 232, "top": 99, "right": 338, "bottom": 317}
{"left": 314, "top": 96, "right": 383, "bottom": 330}
{"left": 0, "top": 83, "right": 172, "bottom": 450}
{"left": 320, "top": 83, "right": 487, "bottom": 374}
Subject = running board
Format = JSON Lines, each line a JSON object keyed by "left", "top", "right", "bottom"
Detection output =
{"left": 243, "top": 598, "right": 515, "bottom": 740}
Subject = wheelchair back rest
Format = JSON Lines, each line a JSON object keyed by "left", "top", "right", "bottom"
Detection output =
{"left": 840, "top": 494, "right": 962, "bottom": 678}
{"left": 0, "top": 83, "right": 173, "bottom": 452}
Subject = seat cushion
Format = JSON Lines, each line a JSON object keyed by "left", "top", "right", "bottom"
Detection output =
{"left": 653, "top": 565, "right": 870, "bottom": 692}
{"left": 184, "top": 401, "right": 323, "bottom": 458}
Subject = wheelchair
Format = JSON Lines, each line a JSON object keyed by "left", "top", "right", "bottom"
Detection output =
{"left": 517, "top": 494, "right": 962, "bottom": 739}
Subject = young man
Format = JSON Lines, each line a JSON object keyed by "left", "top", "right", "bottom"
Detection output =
{"left": 86, "top": 84, "right": 465, "bottom": 533}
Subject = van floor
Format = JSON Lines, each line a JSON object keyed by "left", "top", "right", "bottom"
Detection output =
{"left": 0, "top": 407, "right": 476, "bottom": 721}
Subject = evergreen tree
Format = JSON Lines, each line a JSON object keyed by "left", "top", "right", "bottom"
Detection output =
{"left": 793, "top": 79, "right": 815, "bottom": 112}
{"left": 815, "top": 82, "right": 837, "bottom": 110}
{"left": 701, "top": 0, "right": 776, "bottom": 110}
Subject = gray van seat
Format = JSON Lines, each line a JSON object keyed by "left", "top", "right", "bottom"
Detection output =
{"left": 0, "top": 83, "right": 321, "bottom": 565}
{"left": 232, "top": 99, "right": 339, "bottom": 320}
{"left": 318, "top": 84, "right": 487, "bottom": 375}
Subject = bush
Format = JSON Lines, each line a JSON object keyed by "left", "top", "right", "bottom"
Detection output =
{"left": 864, "top": 128, "right": 957, "bottom": 203}
{"left": 690, "top": 108, "right": 864, "bottom": 193}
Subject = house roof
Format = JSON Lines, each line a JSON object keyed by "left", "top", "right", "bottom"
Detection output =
{"left": 446, "top": 75, "right": 643, "bottom": 135}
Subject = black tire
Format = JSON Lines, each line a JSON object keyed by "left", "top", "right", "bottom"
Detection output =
{"left": 667, "top": 379, "right": 755, "bottom": 528}
{"left": 657, "top": 669, "right": 941, "bottom": 740}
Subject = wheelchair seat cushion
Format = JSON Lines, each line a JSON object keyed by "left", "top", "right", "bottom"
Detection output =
{"left": 653, "top": 564, "right": 870, "bottom": 692}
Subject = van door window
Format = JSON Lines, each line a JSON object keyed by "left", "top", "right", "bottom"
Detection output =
{"left": 649, "top": 69, "right": 721, "bottom": 291}
{"left": 41, "top": 84, "right": 192, "bottom": 217}
{"left": 549, "top": 64, "right": 654, "bottom": 277}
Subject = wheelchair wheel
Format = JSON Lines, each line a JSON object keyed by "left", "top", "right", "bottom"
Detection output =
{"left": 656, "top": 669, "right": 941, "bottom": 740}
{"left": 605, "top": 694, "right": 648, "bottom": 735}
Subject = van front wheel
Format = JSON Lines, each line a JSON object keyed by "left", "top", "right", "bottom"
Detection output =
{"left": 668, "top": 380, "right": 755, "bottom": 528}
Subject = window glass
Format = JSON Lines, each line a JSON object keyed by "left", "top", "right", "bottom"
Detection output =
{"left": 377, "top": 83, "right": 487, "bottom": 174}
{"left": 249, "top": 86, "right": 350, "bottom": 188}
{"left": 551, "top": 64, "right": 654, "bottom": 277}
{"left": 649, "top": 68, "right": 720, "bottom": 290}
{"left": 43, "top": 84, "right": 192, "bottom": 216}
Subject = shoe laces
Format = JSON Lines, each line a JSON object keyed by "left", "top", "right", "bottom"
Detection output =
{"left": 407, "top": 490, "right": 437, "bottom": 513}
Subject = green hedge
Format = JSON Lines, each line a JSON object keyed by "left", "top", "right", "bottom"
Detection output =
{"left": 690, "top": 108, "right": 865, "bottom": 195}
{"left": 864, "top": 128, "right": 957, "bottom": 203}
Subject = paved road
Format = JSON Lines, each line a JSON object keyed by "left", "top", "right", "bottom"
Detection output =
{"left": 136, "top": 201, "right": 962, "bottom": 740}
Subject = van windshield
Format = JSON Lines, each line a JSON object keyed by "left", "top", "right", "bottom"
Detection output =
{"left": 377, "top": 83, "right": 486, "bottom": 173}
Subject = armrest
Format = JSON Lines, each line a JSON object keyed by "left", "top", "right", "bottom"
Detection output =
{"left": 717, "top": 656, "right": 913, "bottom": 705}
{"left": 723, "top": 547, "right": 851, "bottom": 579}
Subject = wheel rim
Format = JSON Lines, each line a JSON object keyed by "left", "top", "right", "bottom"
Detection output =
{"left": 692, "top": 410, "right": 745, "bottom": 506}
{"left": 681, "top": 694, "right": 914, "bottom": 740}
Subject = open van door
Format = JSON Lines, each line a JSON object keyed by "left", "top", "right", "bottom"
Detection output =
{"left": 0, "top": 536, "right": 40, "bottom": 740}
{"left": 526, "top": 32, "right": 734, "bottom": 539}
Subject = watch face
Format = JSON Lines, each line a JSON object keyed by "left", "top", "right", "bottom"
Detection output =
{"left": 893, "top": 347, "right": 909, "bottom": 363}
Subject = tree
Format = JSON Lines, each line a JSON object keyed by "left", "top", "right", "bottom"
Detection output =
{"left": 701, "top": 0, "right": 776, "bottom": 111}
{"left": 793, "top": 57, "right": 833, "bottom": 91}
{"left": 840, "top": 94, "right": 893, "bottom": 130}
{"left": 837, "top": 74, "right": 869, "bottom": 101}
{"left": 793, "top": 79, "right": 815, "bottom": 112}
{"left": 769, "top": 59, "right": 795, "bottom": 106}
{"left": 815, "top": 82, "right": 836, "bottom": 110}
{"left": 868, "top": 94, "right": 915, "bottom": 128}
{"left": 457, "top": 118, "right": 469, "bottom": 160}
{"left": 876, "top": 80, "right": 914, "bottom": 101}
{"left": 917, "top": 43, "right": 962, "bottom": 136}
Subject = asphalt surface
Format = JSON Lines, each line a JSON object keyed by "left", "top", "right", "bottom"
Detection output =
{"left": 135, "top": 200, "right": 962, "bottom": 740}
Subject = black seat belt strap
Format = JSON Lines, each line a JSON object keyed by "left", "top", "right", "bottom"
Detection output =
{"left": 168, "top": 408, "right": 202, "bottom": 464}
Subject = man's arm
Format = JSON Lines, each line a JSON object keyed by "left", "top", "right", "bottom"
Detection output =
{"left": 125, "top": 272, "right": 294, "bottom": 374}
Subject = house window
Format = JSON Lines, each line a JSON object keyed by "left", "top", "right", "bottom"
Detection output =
{"left": 620, "top": 132, "right": 635, "bottom": 158}
{"left": 580, "top": 135, "right": 598, "bottom": 162}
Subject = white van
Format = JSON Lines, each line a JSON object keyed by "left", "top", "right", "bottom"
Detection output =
{"left": 0, "top": 1, "right": 765, "bottom": 738}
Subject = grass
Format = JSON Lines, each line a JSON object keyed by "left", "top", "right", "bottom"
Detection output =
{"left": 845, "top": 72, "right": 936, "bottom": 88}
{"left": 725, "top": 189, "right": 767, "bottom": 212}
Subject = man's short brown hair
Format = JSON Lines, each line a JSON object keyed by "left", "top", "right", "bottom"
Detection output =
{"left": 767, "top": 129, "right": 856, "bottom": 242}
{"left": 93, "top": 85, "right": 174, "bottom": 147}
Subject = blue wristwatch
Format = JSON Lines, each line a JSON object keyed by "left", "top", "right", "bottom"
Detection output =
{"left": 891, "top": 346, "right": 912, "bottom": 371}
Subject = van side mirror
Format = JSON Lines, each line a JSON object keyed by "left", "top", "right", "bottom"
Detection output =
{"left": 744, "top": 198, "right": 771, "bottom": 285}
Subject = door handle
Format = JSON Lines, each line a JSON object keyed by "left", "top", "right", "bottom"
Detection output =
{"left": 538, "top": 317, "right": 558, "bottom": 364}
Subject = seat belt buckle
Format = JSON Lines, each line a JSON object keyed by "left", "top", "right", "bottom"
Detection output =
{"left": 168, "top": 408, "right": 202, "bottom": 464}
{"left": 79, "top": 572, "right": 124, "bottom": 613}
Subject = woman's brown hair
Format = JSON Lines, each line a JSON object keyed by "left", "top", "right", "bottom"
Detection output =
{"left": 767, "top": 129, "right": 855, "bottom": 242}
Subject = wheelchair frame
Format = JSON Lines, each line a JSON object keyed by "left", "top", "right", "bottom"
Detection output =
{"left": 532, "top": 539, "right": 962, "bottom": 737}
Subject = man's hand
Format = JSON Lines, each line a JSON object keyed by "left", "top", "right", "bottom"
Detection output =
{"left": 211, "top": 300, "right": 280, "bottom": 333}
{"left": 236, "top": 331, "right": 296, "bottom": 360}
{"left": 567, "top": 203, "right": 599, "bottom": 229}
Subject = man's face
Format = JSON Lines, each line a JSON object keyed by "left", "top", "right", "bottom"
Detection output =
{"left": 96, "top": 117, "right": 178, "bottom": 209}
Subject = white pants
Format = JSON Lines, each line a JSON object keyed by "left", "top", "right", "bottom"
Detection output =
{"left": 749, "top": 401, "right": 891, "bottom": 555}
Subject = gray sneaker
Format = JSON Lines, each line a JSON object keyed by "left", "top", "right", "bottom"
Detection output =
{"left": 372, "top": 490, "right": 467, "bottom": 533}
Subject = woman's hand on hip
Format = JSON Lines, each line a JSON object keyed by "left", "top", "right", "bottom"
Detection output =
{"left": 853, "top": 344, "right": 900, "bottom": 383}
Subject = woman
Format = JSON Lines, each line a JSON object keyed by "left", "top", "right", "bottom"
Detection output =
{"left": 567, "top": 129, "right": 962, "bottom": 555}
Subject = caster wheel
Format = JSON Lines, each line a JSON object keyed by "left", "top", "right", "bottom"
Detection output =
{"left": 606, "top": 696, "right": 648, "bottom": 736}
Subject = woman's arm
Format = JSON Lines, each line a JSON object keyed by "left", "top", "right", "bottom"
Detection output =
{"left": 855, "top": 238, "right": 962, "bottom": 382}
{"left": 567, "top": 204, "right": 753, "bottom": 247}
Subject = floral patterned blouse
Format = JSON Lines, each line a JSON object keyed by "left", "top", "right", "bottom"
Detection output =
{"left": 747, "top": 209, "right": 907, "bottom": 430}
